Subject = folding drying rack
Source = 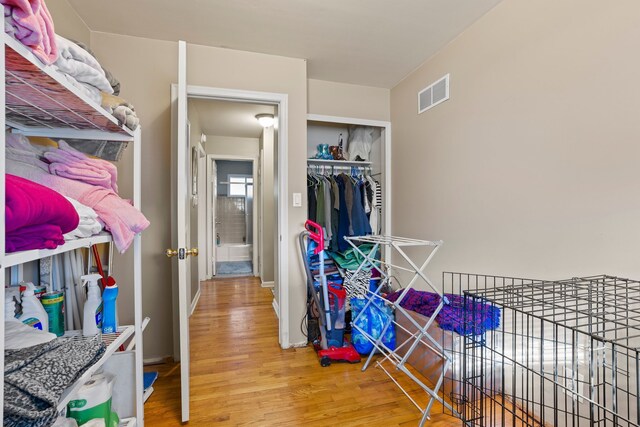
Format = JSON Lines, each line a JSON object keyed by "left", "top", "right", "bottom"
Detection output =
{"left": 345, "top": 235, "right": 455, "bottom": 425}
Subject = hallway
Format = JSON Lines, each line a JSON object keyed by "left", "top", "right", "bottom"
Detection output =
{"left": 144, "top": 277, "right": 459, "bottom": 426}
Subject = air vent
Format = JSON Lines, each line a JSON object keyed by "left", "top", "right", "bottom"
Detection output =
{"left": 418, "top": 74, "right": 449, "bottom": 114}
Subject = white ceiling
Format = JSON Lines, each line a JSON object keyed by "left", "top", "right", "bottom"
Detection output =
{"left": 68, "top": 0, "right": 502, "bottom": 88}
{"left": 189, "top": 99, "right": 275, "bottom": 139}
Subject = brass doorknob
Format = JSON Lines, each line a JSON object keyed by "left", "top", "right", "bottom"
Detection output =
{"left": 186, "top": 248, "right": 199, "bottom": 257}
{"left": 165, "top": 249, "right": 178, "bottom": 258}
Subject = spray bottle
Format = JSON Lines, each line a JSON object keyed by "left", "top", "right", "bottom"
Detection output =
{"left": 19, "top": 282, "right": 49, "bottom": 331}
{"left": 102, "top": 280, "right": 118, "bottom": 334}
{"left": 82, "top": 274, "right": 104, "bottom": 336}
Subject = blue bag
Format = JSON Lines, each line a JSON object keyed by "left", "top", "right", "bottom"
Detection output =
{"left": 351, "top": 297, "right": 396, "bottom": 355}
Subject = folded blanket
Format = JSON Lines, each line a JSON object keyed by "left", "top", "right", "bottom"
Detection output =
{"left": 101, "top": 92, "right": 139, "bottom": 131}
{"left": 4, "top": 335, "right": 105, "bottom": 427}
{"left": 43, "top": 139, "right": 118, "bottom": 193}
{"left": 1, "top": 0, "right": 57, "bottom": 64}
{"left": 7, "top": 160, "right": 149, "bottom": 253}
{"left": 6, "top": 174, "right": 79, "bottom": 252}
{"left": 54, "top": 35, "right": 113, "bottom": 97}
{"left": 63, "top": 197, "right": 103, "bottom": 240}
{"left": 7, "top": 223, "right": 64, "bottom": 252}
{"left": 386, "top": 288, "right": 501, "bottom": 336}
{"left": 71, "top": 39, "right": 120, "bottom": 95}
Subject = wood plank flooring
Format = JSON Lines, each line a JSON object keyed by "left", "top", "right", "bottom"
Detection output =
{"left": 144, "top": 277, "right": 462, "bottom": 426}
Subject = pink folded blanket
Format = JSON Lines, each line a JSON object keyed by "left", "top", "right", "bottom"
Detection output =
{"left": 5, "top": 174, "right": 79, "bottom": 252}
{"left": 44, "top": 140, "right": 118, "bottom": 193}
{"left": 7, "top": 161, "right": 149, "bottom": 253}
{"left": 1, "top": 0, "right": 57, "bottom": 64}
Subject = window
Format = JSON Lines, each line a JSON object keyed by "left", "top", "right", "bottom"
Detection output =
{"left": 228, "top": 174, "right": 252, "bottom": 197}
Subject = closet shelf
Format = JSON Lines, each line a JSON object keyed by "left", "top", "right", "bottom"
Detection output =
{"left": 307, "top": 158, "right": 372, "bottom": 166}
{"left": 2, "top": 232, "right": 112, "bottom": 268}
{"left": 57, "top": 325, "right": 135, "bottom": 412}
{"left": 4, "top": 34, "right": 134, "bottom": 142}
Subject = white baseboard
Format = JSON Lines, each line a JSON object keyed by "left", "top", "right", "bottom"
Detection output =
{"left": 272, "top": 298, "right": 279, "bottom": 318}
{"left": 190, "top": 287, "right": 201, "bottom": 316}
{"left": 261, "top": 280, "right": 274, "bottom": 288}
{"left": 143, "top": 356, "right": 169, "bottom": 365}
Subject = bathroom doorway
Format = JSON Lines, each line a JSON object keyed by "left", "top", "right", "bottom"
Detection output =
{"left": 214, "top": 159, "right": 255, "bottom": 276}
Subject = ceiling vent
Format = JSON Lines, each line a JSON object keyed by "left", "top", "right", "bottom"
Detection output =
{"left": 418, "top": 74, "right": 449, "bottom": 114}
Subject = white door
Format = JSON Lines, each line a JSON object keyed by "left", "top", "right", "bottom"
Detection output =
{"left": 169, "top": 40, "right": 191, "bottom": 423}
{"left": 211, "top": 159, "right": 217, "bottom": 276}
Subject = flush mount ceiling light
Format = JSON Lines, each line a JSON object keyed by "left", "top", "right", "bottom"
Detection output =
{"left": 255, "top": 113, "right": 275, "bottom": 128}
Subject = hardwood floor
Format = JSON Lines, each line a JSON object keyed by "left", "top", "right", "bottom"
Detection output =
{"left": 144, "top": 277, "right": 461, "bottom": 426}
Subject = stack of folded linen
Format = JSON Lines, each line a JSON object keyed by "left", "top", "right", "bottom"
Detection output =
{"left": 6, "top": 133, "right": 150, "bottom": 252}
{"left": 44, "top": 140, "right": 118, "bottom": 193}
{"left": 53, "top": 35, "right": 113, "bottom": 104}
{"left": 63, "top": 197, "right": 103, "bottom": 240}
{"left": 5, "top": 174, "right": 79, "bottom": 252}
{"left": 1, "top": 0, "right": 57, "bottom": 64}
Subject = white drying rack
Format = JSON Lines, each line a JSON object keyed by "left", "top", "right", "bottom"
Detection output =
{"left": 345, "top": 235, "right": 456, "bottom": 426}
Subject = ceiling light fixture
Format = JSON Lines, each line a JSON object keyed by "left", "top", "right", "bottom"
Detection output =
{"left": 255, "top": 113, "right": 275, "bottom": 128}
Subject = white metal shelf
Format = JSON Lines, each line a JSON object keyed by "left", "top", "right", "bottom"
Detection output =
{"left": 57, "top": 325, "right": 135, "bottom": 412}
{"left": 2, "top": 232, "right": 112, "bottom": 268}
{"left": 4, "top": 34, "right": 134, "bottom": 141}
{"left": 307, "top": 158, "right": 372, "bottom": 166}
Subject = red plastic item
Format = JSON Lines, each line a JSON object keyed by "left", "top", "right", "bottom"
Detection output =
{"left": 318, "top": 342, "right": 361, "bottom": 365}
{"left": 305, "top": 220, "right": 324, "bottom": 254}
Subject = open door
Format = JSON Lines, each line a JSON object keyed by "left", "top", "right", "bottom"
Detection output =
{"left": 168, "top": 40, "right": 194, "bottom": 423}
{"left": 210, "top": 159, "right": 217, "bottom": 276}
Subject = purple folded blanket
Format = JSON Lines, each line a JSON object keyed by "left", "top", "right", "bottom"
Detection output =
{"left": 387, "top": 288, "right": 500, "bottom": 336}
{"left": 6, "top": 174, "right": 79, "bottom": 252}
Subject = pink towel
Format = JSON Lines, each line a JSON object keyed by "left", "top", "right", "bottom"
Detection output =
{"left": 7, "top": 161, "right": 149, "bottom": 253}
{"left": 44, "top": 140, "right": 118, "bottom": 193}
{"left": 5, "top": 174, "right": 79, "bottom": 252}
{"left": 1, "top": 0, "right": 57, "bottom": 64}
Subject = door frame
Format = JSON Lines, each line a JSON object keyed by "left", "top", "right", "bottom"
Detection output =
{"left": 206, "top": 154, "right": 259, "bottom": 279}
{"left": 173, "top": 84, "right": 291, "bottom": 348}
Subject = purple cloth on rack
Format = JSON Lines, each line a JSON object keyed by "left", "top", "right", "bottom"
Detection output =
{"left": 5, "top": 174, "right": 79, "bottom": 252}
{"left": 1, "top": 0, "right": 57, "bottom": 64}
{"left": 386, "top": 288, "right": 500, "bottom": 336}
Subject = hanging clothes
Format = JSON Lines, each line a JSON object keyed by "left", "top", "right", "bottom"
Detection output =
{"left": 307, "top": 166, "right": 380, "bottom": 253}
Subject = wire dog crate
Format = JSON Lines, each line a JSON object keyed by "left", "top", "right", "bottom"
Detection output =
{"left": 442, "top": 273, "right": 640, "bottom": 427}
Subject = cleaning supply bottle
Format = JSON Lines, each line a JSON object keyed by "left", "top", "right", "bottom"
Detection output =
{"left": 82, "top": 274, "right": 104, "bottom": 336}
{"left": 19, "top": 282, "right": 49, "bottom": 331}
{"left": 102, "top": 281, "right": 118, "bottom": 334}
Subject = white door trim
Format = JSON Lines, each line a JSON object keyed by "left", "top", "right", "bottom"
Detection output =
{"left": 206, "top": 154, "right": 259, "bottom": 278}
{"left": 306, "top": 113, "right": 392, "bottom": 255}
{"left": 187, "top": 85, "right": 291, "bottom": 348}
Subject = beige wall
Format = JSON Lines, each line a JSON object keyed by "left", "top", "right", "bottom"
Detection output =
{"left": 187, "top": 102, "right": 203, "bottom": 305}
{"left": 308, "top": 79, "right": 390, "bottom": 121}
{"left": 260, "top": 128, "right": 275, "bottom": 284}
{"left": 90, "top": 33, "right": 308, "bottom": 357}
{"left": 48, "top": 0, "right": 90, "bottom": 45}
{"left": 205, "top": 136, "right": 259, "bottom": 158}
{"left": 390, "top": 0, "right": 640, "bottom": 283}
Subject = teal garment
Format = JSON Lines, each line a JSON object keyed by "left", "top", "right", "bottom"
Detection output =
{"left": 328, "top": 244, "right": 379, "bottom": 271}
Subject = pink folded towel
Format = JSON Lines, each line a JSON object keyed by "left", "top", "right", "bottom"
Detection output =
{"left": 1, "top": 0, "right": 57, "bottom": 64}
{"left": 44, "top": 140, "right": 118, "bottom": 193}
{"left": 7, "top": 161, "right": 149, "bottom": 253}
{"left": 5, "top": 174, "right": 79, "bottom": 252}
